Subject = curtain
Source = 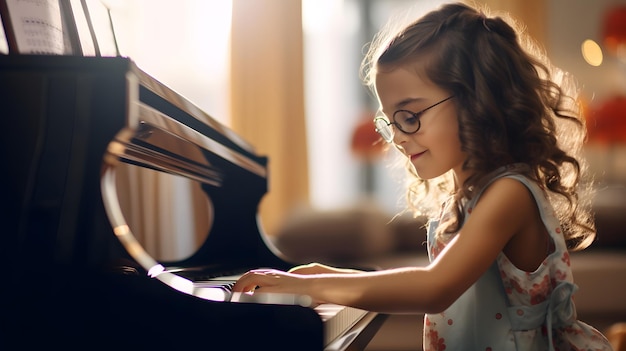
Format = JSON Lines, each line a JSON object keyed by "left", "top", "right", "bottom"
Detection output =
{"left": 230, "top": 0, "right": 309, "bottom": 236}
{"left": 115, "top": 162, "right": 211, "bottom": 263}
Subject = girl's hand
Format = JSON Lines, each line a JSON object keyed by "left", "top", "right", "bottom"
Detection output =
{"left": 231, "top": 268, "right": 325, "bottom": 307}
{"left": 231, "top": 268, "right": 306, "bottom": 295}
{"left": 231, "top": 265, "right": 361, "bottom": 307}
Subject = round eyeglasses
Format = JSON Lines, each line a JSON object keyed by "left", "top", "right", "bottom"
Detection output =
{"left": 373, "top": 95, "right": 454, "bottom": 143}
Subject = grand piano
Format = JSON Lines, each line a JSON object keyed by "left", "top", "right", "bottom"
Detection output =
{"left": 0, "top": 55, "right": 386, "bottom": 350}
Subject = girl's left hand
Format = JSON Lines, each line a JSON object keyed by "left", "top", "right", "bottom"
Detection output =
{"left": 231, "top": 268, "right": 307, "bottom": 295}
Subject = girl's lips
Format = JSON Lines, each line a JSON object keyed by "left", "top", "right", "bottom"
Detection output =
{"left": 410, "top": 151, "right": 426, "bottom": 160}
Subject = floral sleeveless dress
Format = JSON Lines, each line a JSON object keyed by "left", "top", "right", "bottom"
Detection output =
{"left": 423, "top": 164, "right": 612, "bottom": 350}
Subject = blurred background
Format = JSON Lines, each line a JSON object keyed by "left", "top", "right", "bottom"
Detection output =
{"left": 99, "top": 0, "right": 626, "bottom": 238}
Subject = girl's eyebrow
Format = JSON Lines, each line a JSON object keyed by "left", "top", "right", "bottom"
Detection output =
{"left": 394, "top": 97, "right": 424, "bottom": 111}
{"left": 381, "top": 97, "right": 425, "bottom": 116}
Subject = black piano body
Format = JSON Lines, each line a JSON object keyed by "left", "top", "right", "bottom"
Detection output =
{"left": 0, "top": 55, "right": 384, "bottom": 350}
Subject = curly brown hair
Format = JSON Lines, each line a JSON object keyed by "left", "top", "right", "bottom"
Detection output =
{"left": 361, "top": 2, "right": 595, "bottom": 251}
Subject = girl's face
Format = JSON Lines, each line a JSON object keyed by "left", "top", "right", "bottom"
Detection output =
{"left": 375, "top": 62, "right": 469, "bottom": 184}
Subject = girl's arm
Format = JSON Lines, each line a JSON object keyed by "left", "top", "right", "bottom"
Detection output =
{"left": 233, "top": 178, "right": 538, "bottom": 314}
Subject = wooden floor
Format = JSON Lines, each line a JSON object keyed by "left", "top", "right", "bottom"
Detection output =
{"left": 365, "top": 314, "right": 424, "bottom": 351}
{"left": 365, "top": 312, "right": 625, "bottom": 351}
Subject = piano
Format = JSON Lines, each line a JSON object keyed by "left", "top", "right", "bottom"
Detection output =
{"left": 0, "top": 55, "right": 386, "bottom": 350}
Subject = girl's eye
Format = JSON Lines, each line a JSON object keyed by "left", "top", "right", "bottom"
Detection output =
{"left": 397, "top": 111, "right": 420, "bottom": 127}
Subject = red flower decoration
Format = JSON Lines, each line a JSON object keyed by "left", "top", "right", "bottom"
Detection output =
{"left": 587, "top": 96, "right": 626, "bottom": 143}
{"left": 350, "top": 112, "right": 385, "bottom": 160}
{"left": 602, "top": 6, "right": 626, "bottom": 56}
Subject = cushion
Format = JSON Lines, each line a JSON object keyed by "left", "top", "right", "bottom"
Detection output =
{"left": 273, "top": 203, "right": 395, "bottom": 264}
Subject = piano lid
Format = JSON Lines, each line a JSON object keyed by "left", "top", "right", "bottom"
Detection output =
{"left": 99, "top": 56, "right": 297, "bottom": 300}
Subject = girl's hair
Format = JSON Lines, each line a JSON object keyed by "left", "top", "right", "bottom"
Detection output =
{"left": 360, "top": 2, "right": 596, "bottom": 251}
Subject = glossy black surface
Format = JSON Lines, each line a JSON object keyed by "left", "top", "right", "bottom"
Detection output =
{"left": 0, "top": 55, "right": 334, "bottom": 350}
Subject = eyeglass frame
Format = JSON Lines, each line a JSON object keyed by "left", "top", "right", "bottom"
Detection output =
{"left": 373, "top": 95, "right": 455, "bottom": 143}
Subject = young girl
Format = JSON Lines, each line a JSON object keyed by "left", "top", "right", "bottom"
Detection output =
{"left": 232, "top": 2, "right": 613, "bottom": 350}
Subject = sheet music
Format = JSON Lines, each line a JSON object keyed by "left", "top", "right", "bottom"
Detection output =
{"left": 4, "top": 0, "right": 64, "bottom": 54}
{"left": 0, "top": 14, "right": 9, "bottom": 53}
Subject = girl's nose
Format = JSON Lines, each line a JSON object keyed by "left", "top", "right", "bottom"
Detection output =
{"left": 392, "top": 127, "right": 410, "bottom": 145}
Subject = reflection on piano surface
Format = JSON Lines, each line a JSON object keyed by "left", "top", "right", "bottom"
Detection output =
{"left": 0, "top": 55, "right": 386, "bottom": 350}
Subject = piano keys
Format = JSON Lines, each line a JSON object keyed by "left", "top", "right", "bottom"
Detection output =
{"left": 0, "top": 55, "right": 386, "bottom": 350}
